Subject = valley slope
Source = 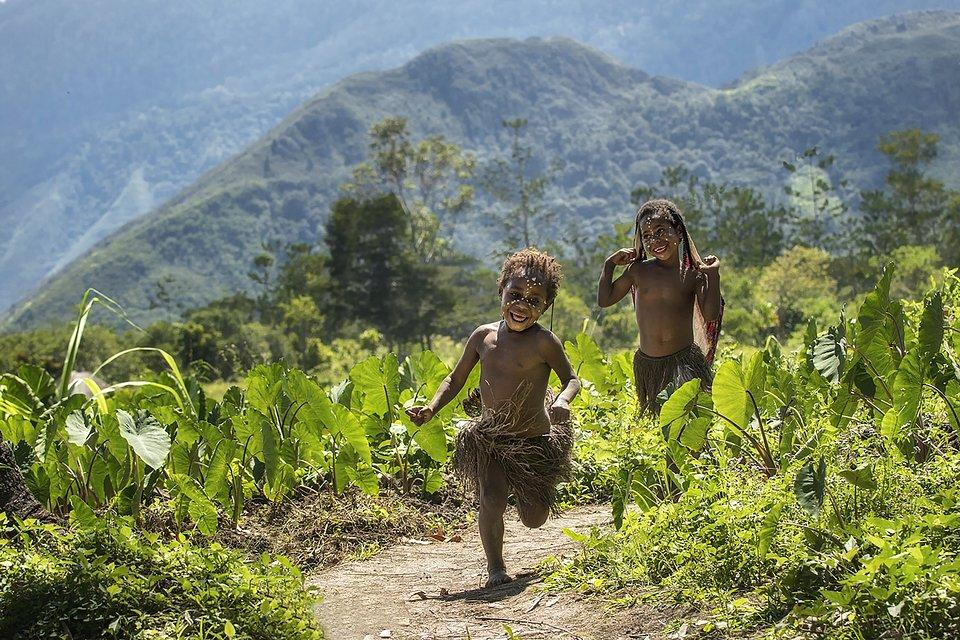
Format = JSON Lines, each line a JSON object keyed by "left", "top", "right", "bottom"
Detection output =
{"left": 5, "top": 11, "right": 959, "bottom": 329}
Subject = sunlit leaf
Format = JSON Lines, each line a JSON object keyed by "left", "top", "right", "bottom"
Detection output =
{"left": 811, "top": 326, "right": 845, "bottom": 383}
{"left": 351, "top": 354, "right": 401, "bottom": 417}
{"left": 713, "top": 360, "right": 749, "bottom": 430}
{"left": 566, "top": 333, "right": 607, "bottom": 391}
{"left": 839, "top": 462, "right": 877, "bottom": 490}
{"left": 117, "top": 409, "right": 170, "bottom": 470}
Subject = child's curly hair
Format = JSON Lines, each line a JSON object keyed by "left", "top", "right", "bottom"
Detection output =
{"left": 498, "top": 247, "right": 562, "bottom": 305}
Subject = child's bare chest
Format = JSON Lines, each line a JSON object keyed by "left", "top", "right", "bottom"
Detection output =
{"left": 479, "top": 333, "right": 545, "bottom": 376}
{"left": 634, "top": 268, "right": 696, "bottom": 307}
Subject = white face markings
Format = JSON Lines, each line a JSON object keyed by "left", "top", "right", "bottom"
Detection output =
{"left": 640, "top": 217, "right": 680, "bottom": 259}
{"left": 500, "top": 275, "right": 549, "bottom": 331}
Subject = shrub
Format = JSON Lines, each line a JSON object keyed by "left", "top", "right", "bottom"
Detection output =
{"left": 0, "top": 516, "right": 324, "bottom": 640}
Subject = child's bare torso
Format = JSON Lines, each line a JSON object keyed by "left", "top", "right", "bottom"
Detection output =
{"left": 631, "top": 260, "right": 698, "bottom": 357}
{"left": 475, "top": 321, "right": 552, "bottom": 437}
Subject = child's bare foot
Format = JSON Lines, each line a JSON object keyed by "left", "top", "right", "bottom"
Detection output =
{"left": 485, "top": 568, "right": 513, "bottom": 588}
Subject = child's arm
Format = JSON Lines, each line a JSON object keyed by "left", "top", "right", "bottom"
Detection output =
{"left": 696, "top": 255, "right": 722, "bottom": 322}
{"left": 406, "top": 327, "right": 484, "bottom": 425}
{"left": 597, "top": 248, "right": 638, "bottom": 307}
{"left": 541, "top": 331, "right": 581, "bottom": 424}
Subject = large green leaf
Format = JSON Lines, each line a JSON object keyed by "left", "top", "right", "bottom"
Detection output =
{"left": 65, "top": 411, "right": 91, "bottom": 446}
{"left": 172, "top": 473, "right": 219, "bottom": 535}
{"left": 565, "top": 333, "right": 607, "bottom": 391}
{"left": 244, "top": 363, "right": 285, "bottom": 416}
{"left": 887, "top": 350, "right": 924, "bottom": 440}
{"left": 233, "top": 413, "right": 264, "bottom": 460}
{"left": 794, "top": 456, "right": 827, "bottom": 518}
{"left": 350, "top": 354, "right": 401, "bottom": 417}
{"left": 401, "top": 351, "right": 450, "bottom": 401}
{"left": 284, "top": 370, "right": 368, "bottom": 463}
{"left": 855, "top": 264, "right": 899, "bottom": 383}
{"left": 811, "top": 326, "right": 846, "bottom": 383}
{"left": 17, "top": 365, "right": 56, "bottom": 402}
{"left": 117, "top": 409, "right": 170, "bottom": 470}
{"left": 659, "top": 378, "right": 701, "bottom": 437}
{"left": 402, "top": 413, "right": 449, "bottom": 463}
{"left": 857, "top": 263, "right": 894, "bottom": 334}
{"left": 918, "top": 291, "right": 944, "bottom": 363}
{"left": 679, "top": 416, "right": 711, "bottom": 452}
{"left": 204, "top": 439, "right": 236, "bottom": 508}
{"left": 758, "top": 501, "right": 785, "bottom": 557}
{"left": 743, "top": 350, "right": 767, "bottom": 397}
{"left": 68, "top": 495, "right": 101, "bottom": 529}
{"left": 345, "top": 464, "right": 379, "bottom": 496}
{"left": 283, "top": 370, "right": 329, "bottom": 460}
{"left": 0, "top": 373, "right": 42, "bottom": 418}
{"left": 260, "top": 411, "right": 279, "bottom": 487}
{"left": 327, "top": 402, "right": 371, "bottom": 465}
{"left": 712, "top": 360, "right": 749, "bottom": 430}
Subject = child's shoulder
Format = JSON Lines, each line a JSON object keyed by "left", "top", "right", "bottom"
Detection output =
{"left": 468, "top": 322, "right": 500, "bottom": 342}
{"left": 529, "top": 323, "right": 564, "bottom": 348}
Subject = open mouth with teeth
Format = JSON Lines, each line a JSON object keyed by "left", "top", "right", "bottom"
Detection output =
{"left": 649, "top": 242, "right": 669, "bottom": 255}
{"left": 508, "top": 310, "right": 530, "bottom": 324}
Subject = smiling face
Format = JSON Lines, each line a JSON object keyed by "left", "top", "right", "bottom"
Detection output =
{"left": 640, "top": 215, "right": 681, "bottom": 263}
{"left": 500, "top": 276, "right": 549, "bottom": 332}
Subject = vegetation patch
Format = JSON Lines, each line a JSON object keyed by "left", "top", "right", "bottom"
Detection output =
{"left": 214, "top": 486, "right": 469, "bottom": 570}
{"left": 544, "top": 267, "right": 960, "bottom": 638}
{"left": 0, "top": 515, "right": 324, "bottom": 640}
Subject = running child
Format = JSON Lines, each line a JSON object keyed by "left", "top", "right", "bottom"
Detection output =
{"left": 407, "top": 248, "right": 581, "bottom": 588}
{"left": 596, "top": 198, "right": 723, "bottom": 413}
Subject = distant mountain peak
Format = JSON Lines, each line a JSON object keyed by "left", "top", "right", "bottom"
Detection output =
{"left": 4, "top": 9, "right": 960, "bottom": 329}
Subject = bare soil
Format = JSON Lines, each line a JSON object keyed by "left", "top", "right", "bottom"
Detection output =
{"left": 310, "top": 504, "right": 678, "bottom": 640}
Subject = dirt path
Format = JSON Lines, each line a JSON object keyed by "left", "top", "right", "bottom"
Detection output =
{"left": 310, "top": 504, "right": 668, "bottom": 640}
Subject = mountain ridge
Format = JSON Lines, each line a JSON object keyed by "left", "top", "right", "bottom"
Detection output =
{"left": 3, "top": 0, "right": 957, "bottom": 309}
{"left": 5, "top": 12, "right": 960, "bottom": 330}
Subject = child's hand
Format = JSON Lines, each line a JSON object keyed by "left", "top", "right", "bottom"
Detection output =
{"left": 606, "top": 248, "right": 637, "bottom": 266}
{"left": 549, "top": 399, "right": 571, "bottom": 425}
{"left": 405, "top": 405, "right": 434, "bottom": 426}
{"left": 699, "top": 255, "right": 721, "bottom": 274}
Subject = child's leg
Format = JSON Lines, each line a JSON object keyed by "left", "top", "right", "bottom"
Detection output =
{"left": 478, "top": 459, "right": 512, "bottom": 587}
{"left": 517, "top": 498, "right": 549, "bottom": 529}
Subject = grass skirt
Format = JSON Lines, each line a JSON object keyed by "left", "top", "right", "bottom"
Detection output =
{"left": 452, "top": 401, "right": 573, "bottom": 516}
{"left": 633, "top": 344, "right": 713, "bottom": 414}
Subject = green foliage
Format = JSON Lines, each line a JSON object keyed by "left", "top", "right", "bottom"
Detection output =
{"left": 324, "top": 194, "right": 427, "bottom": 347}
{"left": 0, "top": 514, "right": 324, "bottom": 639}
{"left": 482, "top": 118, "right": 561, "bottom": 252}
{"left": 860, "top": 129, "right": 960, "bottom": 263}
{"left": 545, "top": 266, "right": 960, "bottom": 637}
{"left": 12, "top": 15, "right": 960, "bottom": 330}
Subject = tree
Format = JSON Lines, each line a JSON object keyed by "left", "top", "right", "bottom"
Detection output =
{"left": 782, "top": 146, "right": 850, "bottom": 253}
{"left": 324, "top": 194, "right": 451, "bottom": 348}
{"left": 481, "top": 118, "right": 560, "bottom": 251}
{"left": 859, "top": 130, "right": 951, "bottom": 256}
{"left": 757, "top": 246, "right": 839, "bottom": 340}
{"left": 343, "top": 117, "right": 475, "bottom": 263}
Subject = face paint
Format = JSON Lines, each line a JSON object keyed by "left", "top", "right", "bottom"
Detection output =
{"left": 500, "top": 276, "right": 549, "bottom": 332}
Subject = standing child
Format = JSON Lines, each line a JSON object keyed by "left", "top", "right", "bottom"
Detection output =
{"left": 597, "top": 199, "right": 723, "bottom": 413}
{"left": 407, "top": 248, "right": 580, "bottom": 588}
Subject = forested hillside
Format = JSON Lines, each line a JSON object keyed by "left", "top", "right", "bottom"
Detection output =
{"left": 6, "top": 12, "right": 958, "bottom": 330}
{"left": 2, "top": 0, "right": 958, "bottom": 311}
